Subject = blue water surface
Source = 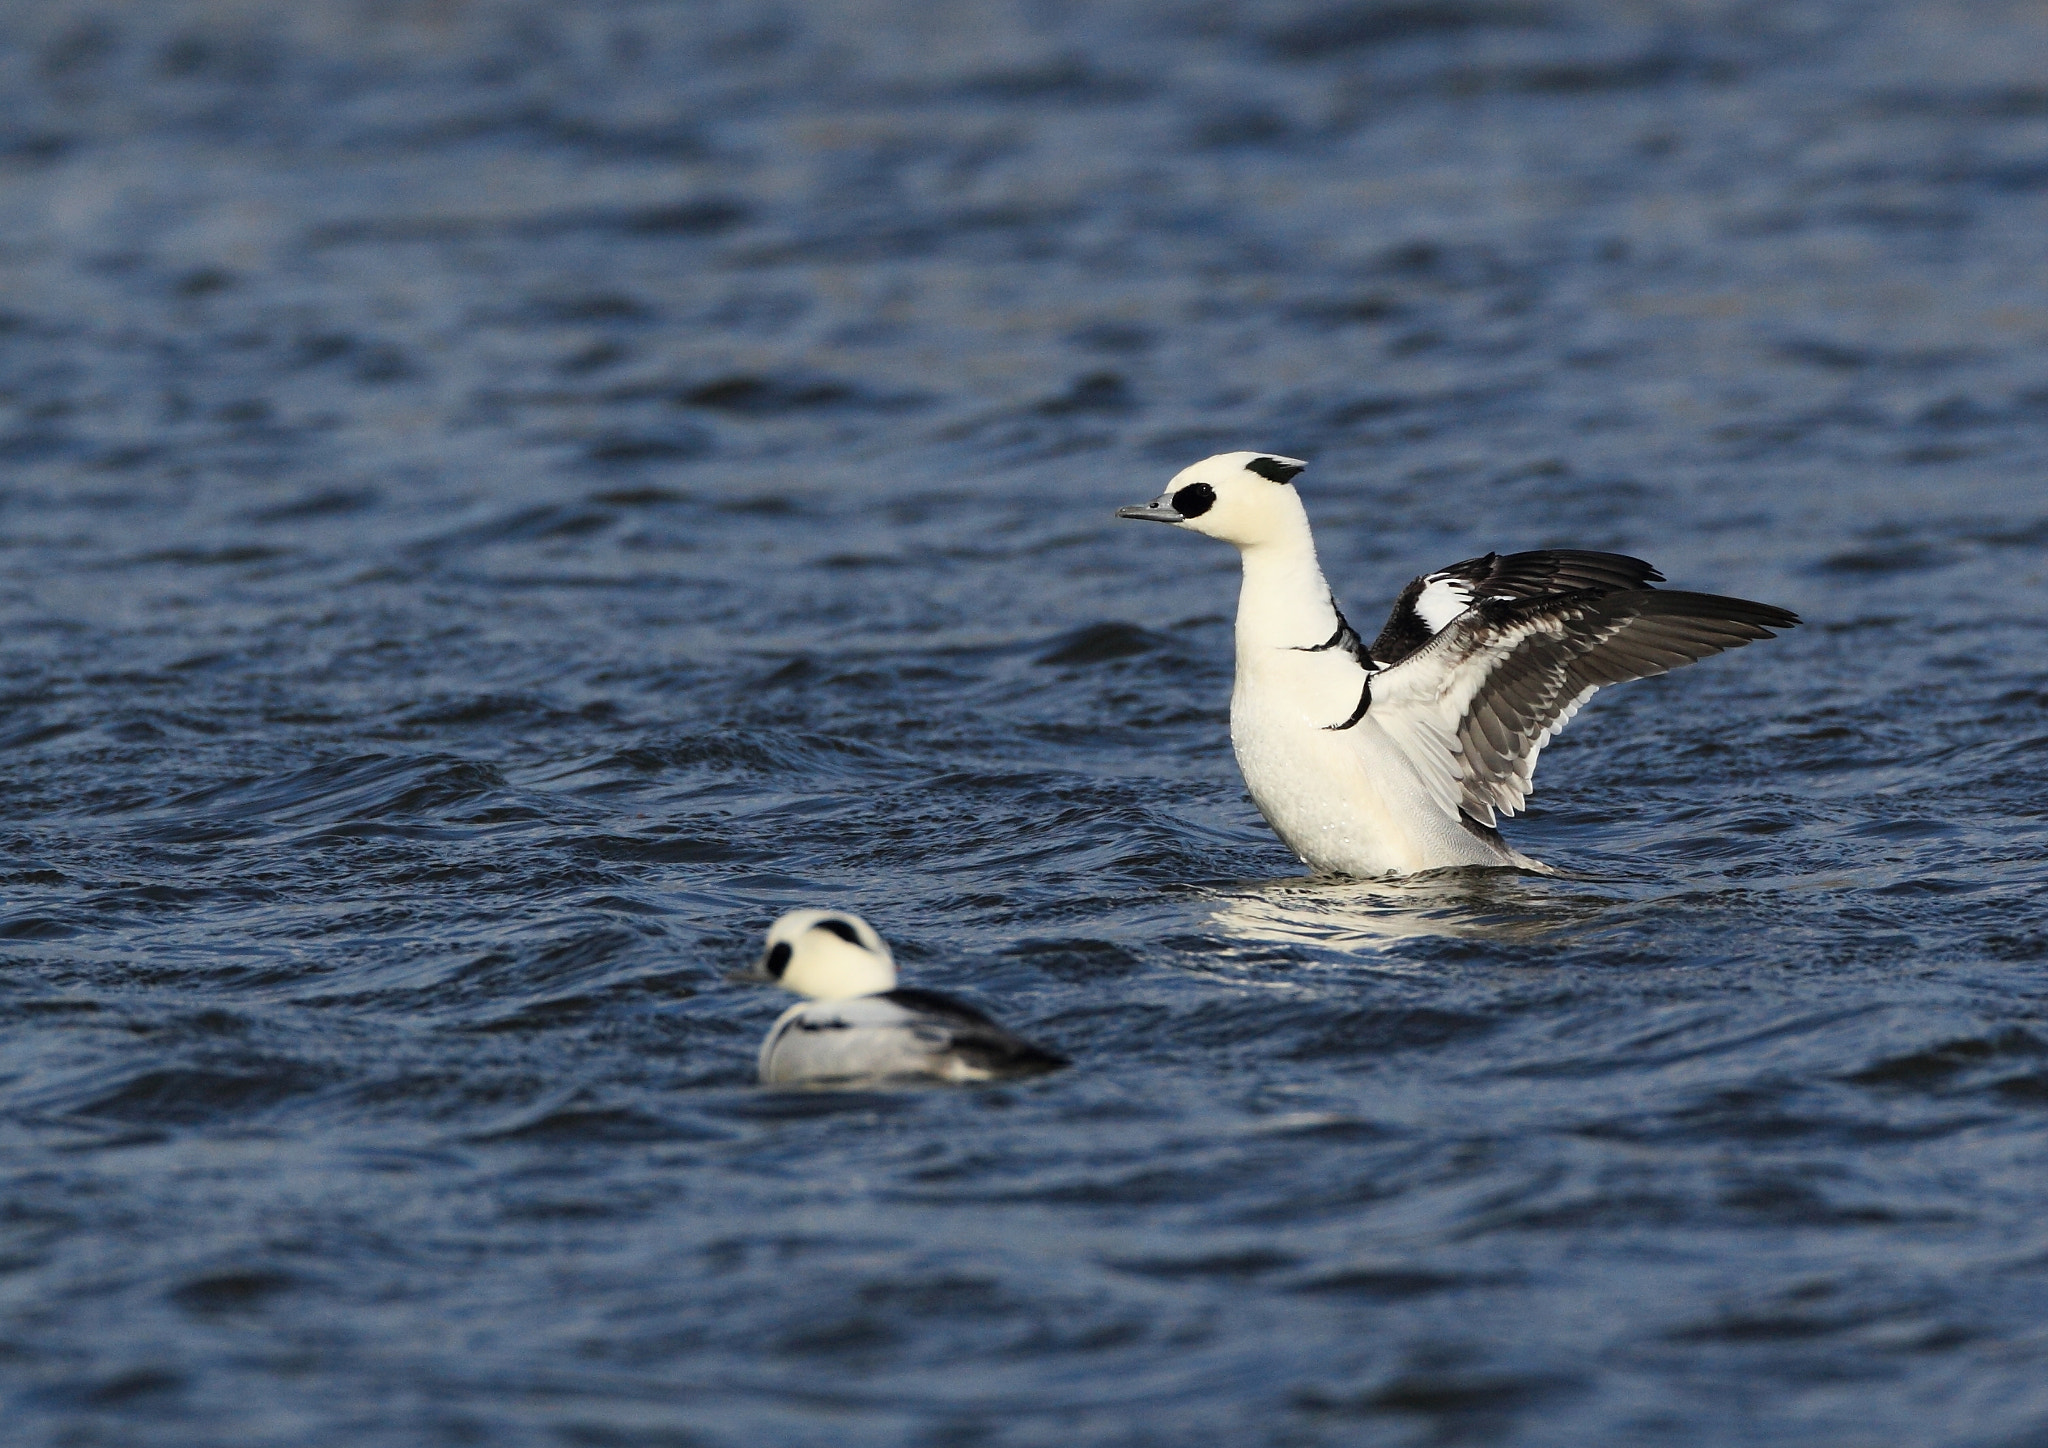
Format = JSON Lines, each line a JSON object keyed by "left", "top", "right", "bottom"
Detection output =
{"left": 3, "top": 2, "right": 2047, "bottom": 1444}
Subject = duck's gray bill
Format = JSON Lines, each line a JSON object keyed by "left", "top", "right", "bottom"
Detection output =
{"left": 725, "top": 960, "right": 773, "bottom": 984}
{"left": 1116, "top": 501, "right": 1183, "bottom": 523}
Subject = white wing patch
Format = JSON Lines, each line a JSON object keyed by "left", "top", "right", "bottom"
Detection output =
{"left": 1412, "top": 576, "right": 1477, "bottom": 634}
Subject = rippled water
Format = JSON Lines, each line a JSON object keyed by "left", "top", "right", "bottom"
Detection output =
{"left": 4, "top": 1, "right": 2048, "bottom": 1443}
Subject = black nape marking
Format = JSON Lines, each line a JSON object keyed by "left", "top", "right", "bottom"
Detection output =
{"left": 1171, "top": 481, "right": 1216, "bottom": 518}
{"left": 1245, "top": 456, "right": 1305, "bottom": 484}
{"left": 814, "top": 918, "right": 863, "bottom": 946}
{"left": 765, "top": 941, "right": 793, "bottom": 978}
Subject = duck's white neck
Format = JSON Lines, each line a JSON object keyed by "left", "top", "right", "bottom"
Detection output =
{"left": 1231, "top": 504, "right": 1345, "bottom": 654}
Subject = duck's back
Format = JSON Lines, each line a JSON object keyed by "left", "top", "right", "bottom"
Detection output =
{"left": 759, "top": 990, "right": 1067, "bottom": 1085}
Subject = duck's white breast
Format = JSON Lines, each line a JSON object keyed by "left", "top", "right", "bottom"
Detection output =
{"left": 1229, "top": 653, "right": 1511, "bottom": 876}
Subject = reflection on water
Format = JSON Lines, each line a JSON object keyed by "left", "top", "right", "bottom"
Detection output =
{"left": 1208, "top": 871, "right": 1627, "bottom": 958}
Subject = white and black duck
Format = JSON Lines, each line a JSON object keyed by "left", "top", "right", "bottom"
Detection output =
{"left": 731, "top": 910, "right": 1068, "bottom": 1086}
{"left": 1117, "top": 451, "right": 1800, "bottom": 877}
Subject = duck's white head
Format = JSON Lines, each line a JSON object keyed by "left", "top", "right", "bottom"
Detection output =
{"left": 1116, "top": 451, "right": 1309, "bottom": 550}
{"left": 735, "top": 909, "right": 898, "bottom": 1001}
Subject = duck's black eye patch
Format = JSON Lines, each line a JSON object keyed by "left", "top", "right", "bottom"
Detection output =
{"left": 1171, "top": 482, "right": 1216, "bottom": 518}
{"left": 1245, "top": 456, "right": 1304, "bottom": 484}
{"left": 766, "top": 941, "right": 793, "bottom": 977}
{"left": 815, "top": 919, "right": 862, "bottom": 946}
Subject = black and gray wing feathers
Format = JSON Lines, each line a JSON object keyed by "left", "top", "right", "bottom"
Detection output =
{"left": 1405, "top": 588, "right": 1799, "bottom": 825}
{"left": 1370, "top": 549, "right": 1666, "bottom": 666}
{"left": 1445, "top": 549, "right": 1664, "bottom": 598}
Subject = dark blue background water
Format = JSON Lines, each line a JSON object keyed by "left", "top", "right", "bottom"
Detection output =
{"left": 4, "top": 2, "right": 2047, "bottom": 1443}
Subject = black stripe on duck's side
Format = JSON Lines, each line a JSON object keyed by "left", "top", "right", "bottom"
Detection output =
{"left": 1324, "top": 676, "right": 1372, "bottom": 731}
{"left": 881, "top": 989, "right": 1070, "bottom": 1075}
{"left": 1293, "top": 597, "right": 1371, "bottom": 668}
{"left": 785, "top": 1012, "right": 853, "bottom": 1035}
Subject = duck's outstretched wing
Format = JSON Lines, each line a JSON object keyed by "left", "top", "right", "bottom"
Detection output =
{"left": 1363, "top": 588, "right": 1799, "bottom": 826}
{"left": 1369, "top": 549, "right": 1665, "bottom": 666}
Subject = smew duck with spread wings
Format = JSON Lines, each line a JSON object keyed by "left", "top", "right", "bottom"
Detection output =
{"left": 1117, "top": 452, "right": 1799, "bottom": 877}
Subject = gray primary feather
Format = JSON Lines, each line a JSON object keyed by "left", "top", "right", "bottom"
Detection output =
{"left": 1403, "top": 588, "right": 1800, "bottom": 826}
